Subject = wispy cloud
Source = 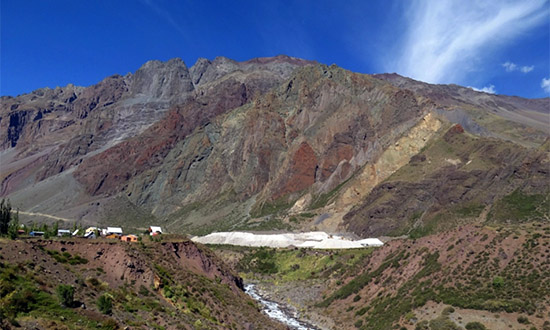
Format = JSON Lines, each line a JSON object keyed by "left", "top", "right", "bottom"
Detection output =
{"left": 542, "top": 78, "right": 550, "bottom": 93}
{"left": 469, "top": 85, "right": 496, "bottom": 94}
{"left": 139, "top": 0, "right": 189, "bottom": 40}
{"left": 388, "top": 0, "right": 549, "bottom": 84}
{"left": 520, "top": 65, "right": 534, "bottom": 73}
{"left": 502, "top": 61, "right": 534, "bottom": 73}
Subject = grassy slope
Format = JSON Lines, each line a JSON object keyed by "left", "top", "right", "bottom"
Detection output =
{"left": 321, "top": 225, "right": 550, "bottom": 329}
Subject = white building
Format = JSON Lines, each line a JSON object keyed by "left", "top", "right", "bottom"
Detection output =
{"left": 149, "top": 226, "right": 163, "bottom": 235}
{"left": 57, "top": 229, "right": 71, "bottom": 237}
{"left": 106, "top": 227, "right": 123, "bottom": 235}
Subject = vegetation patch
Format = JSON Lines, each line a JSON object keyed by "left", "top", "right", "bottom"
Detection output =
{"left": 318, "top": 250, "right": 409, "bottom": 307}
{"left": 0, "top": 261, "right": 101, "bottom": 328}
{"left": 250, "top": 197, "right": 294, "bottom": 218}
{"left": 452, "top": 203, "right": 485, "bottom": 218}
{"left": 310, "top": 176, "right": 354, "bottom": 210}
{"left": 488, "top": 189, "right": 549, "bottom": 223}
{"left": 45, "top": 249, "right": 88, "bottom": 265}
{"left": 237, "top": 247, "right": 373, "bottom": 282}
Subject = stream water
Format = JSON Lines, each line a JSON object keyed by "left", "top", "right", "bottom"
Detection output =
{"left": 244, "top": 284, "right": 319, "bottom": 330}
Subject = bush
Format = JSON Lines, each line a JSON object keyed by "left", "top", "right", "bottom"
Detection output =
{"left": 465, "top": 321, "right": 487, "bottom": 330}
{"left": 517, "top": 315, "right": 529, "bottom": 324}
{"left": 492, "top": 276, "right": 504, "bottom": 288}
{"left": 442, "top": 306, "right": 455, "bottom": 315}
{"left": 101, "top": 319, "right": 118, "bottom": 330}
{"left": 415, "top": 320, "right": 429, "bottom": 330}
{"left": 429, "top": 315, "right": 461, "bottom": 330}
{"left": 56, "top": 284, "right": 74, "bottom": 307}
{"left": 97, "top": 294, "right": 113, "bottom": 314}
{"left": 139, "top": 285, "right": 150, "bottom": 296}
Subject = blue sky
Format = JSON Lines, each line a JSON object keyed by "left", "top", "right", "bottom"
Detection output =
{"left": 2, "top": 0, "right": 549, "bottom": 98}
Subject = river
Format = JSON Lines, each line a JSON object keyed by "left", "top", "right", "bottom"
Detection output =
{"left": 244, "top": 283, "right": 320, "bottom": 330}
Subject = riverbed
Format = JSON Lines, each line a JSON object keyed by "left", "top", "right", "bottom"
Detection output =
{"left": 244, "top": 283, "right": 320, "bottom": 330}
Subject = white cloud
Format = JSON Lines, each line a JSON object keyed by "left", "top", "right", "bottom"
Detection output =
{"left": 542, "top": 78, "right": 550, "bottom": 93}
{"left": 388, "top": 0, "right": 549, "bottom": 84}
{"left": 469, "top": 85, "right": 496, "bottom": 94}
{"left": 520, "top": 65, "right": 534, "bottom": 73}
{"left": 502, "top": 61, "right": 535, "bottom": 73}
{"left": 502, "top": 61, "right": 517, "bottom": 72}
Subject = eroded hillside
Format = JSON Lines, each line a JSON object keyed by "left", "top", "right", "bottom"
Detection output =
{"left": 0, "top": 237, "right": 284, "bottom": 329}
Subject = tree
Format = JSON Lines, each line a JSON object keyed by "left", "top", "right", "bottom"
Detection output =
{"left": 51, "top": 221, "right": 59, "bottom": 237}
{"left": 0, "top": 199, "right": 12, "bottom": 235}
{"left": 56, "top": 284, "right": 75, "bottom": 307}
{"left": 43, "top": 224, "right": 51, "bottom": 239}
{"left": 8, "top": 210, "right": 19, "bottom": 239}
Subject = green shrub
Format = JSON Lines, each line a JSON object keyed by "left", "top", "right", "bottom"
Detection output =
{"left": 492, "top": 276, "right": 504, "bottom": 288}
{"left": 163, "top": 286, "right": 174, "bottom": 299}
{"left": 429, "top": 315, "right": 460, "bottom": 329}
{"left": 415, "top": 320, "right": 429, "bottom": 330}
{"left": 101, "top": 319, "right": 118, "bottom": 330}
{"left": 355, "top": 307, "right": 367, "bottom": 316}
{"left": 442, "top": 306, "right": 455, "bottom": 315}
{"left": 353, "top": 295, "right": 361, "bottom": 302}
{"left": 139, "top": 285, "right": 150, "bottom": 296}
{"left": 97, "top": 294, "right": 113, "bottom": 314}
{"left": 517, "top": 315, "right": 529, "bottom": 324}
{"left": 56, "top": 284, "right": 75, "bottom": 307}
{"left": 465, "top": 321, "right": 487, "bottom": 330}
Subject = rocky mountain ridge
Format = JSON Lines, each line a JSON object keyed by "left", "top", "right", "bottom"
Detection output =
{"left": 1, "top": 55, "right": 548, "bottom": 238}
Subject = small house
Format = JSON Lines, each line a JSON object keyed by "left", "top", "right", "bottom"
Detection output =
{"left": 106, "top": 233, "right": 119, "bottom": 239}
{"left": 84, "top": 231, "right": 96, "bottom": 239}
{"left": 106, "top": 227, "right": 123, "bottom": 236}
{"left": 57, "top": 229, "right": 71, "bottom": 237}
{"left": 29, "top": 231, "right": 45, "bottom": 237}
{"left": 148, "top": 226, "right": 163, "bottom": 236}
{"left": 121, "top": 234, "right": 138, "bottom": 242}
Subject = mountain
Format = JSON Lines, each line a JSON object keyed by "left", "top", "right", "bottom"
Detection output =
{"left": 1, "top": 55, "right": 548, "bottom": 237}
